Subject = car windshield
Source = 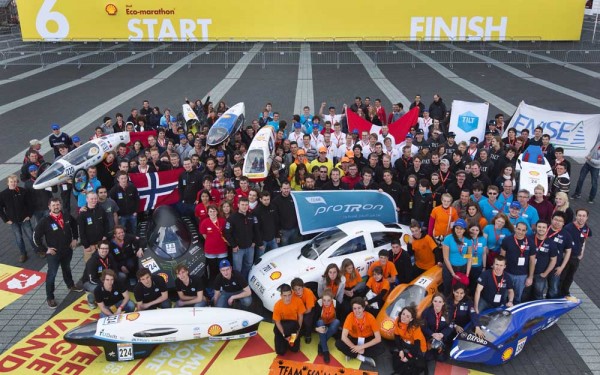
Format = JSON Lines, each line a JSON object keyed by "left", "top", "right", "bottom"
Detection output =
{"left": 63, "top": 143, "right": 101, "bottom": 165}
{"left": 300, "top": 228, "right": 346, "bottom": 260}
{"left": 147, "top": 209, "right": 191, "bottom": 260}
{"left": 385, "top": 285, "right": 427, "bottom": 320}
{"left": 244, "top": 149, "right": 265, "bottom": 174}
{"left": 207, "top": 127, "right": 229, "bottom": 145}
{"left": 459, "top": 310, "right": 513, "bottom": 350}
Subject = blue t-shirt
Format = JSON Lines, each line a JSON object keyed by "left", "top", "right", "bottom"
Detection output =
{"left": 443, "top": 235, "right": 469, "bottom": 267}
{"left": 480, "top": 199, "right": 507, "bottom": 222}
{"left": 532, "top": 235, "right": 559, "bottom": 275}
{"left": 497, "top": 193, "right": 514, "bottom": 212}
{"left": 519, "top": 205, "right": 540, "bottom": 230}
{"left": 483, "top": 225, "right": 511, "bottom": 253}
{"left": 477, "top": 269, "right": 514, "bottom": 308}
{"left": 468, "top": 236, "right": 486, "bottom": 268}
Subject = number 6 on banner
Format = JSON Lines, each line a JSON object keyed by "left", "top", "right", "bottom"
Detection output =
{"left": 36, "top": 0, "right": 69, "bottom": 39}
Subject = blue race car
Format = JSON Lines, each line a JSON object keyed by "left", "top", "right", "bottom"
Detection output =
{"left": 450, "top": 297, "right": 581, "bottom": 365}
{"left": 206, "top": 102, "right": 245, "bottom": 146}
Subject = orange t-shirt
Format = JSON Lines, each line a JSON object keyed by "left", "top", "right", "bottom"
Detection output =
{"left": 430, "top": 205, "right": 459, "bottom": 237}
{"left": 368, "top": 260, "right": 397, "bottom": 279}
{"left": 324, "top": 279, "right": 340, "bottom": 298}
{"left": 394, "top": 322, "right": 427, "bottom": 353}
{"left": 320, "top": 303, "right": 337, "bottom": 325}
{"left": 366, "top": 276, "right": 390, "bottom": 298}
{"left": 343, "top": 312, "right": 379, "bottom": 338}
{"left": 297, "top": 288, "right": 316, "bottom": 310}
{"left": 412, "top": 235, "right": 438, "bottom": 270}
{"left": 344, "top": 270, "right": 363, "bottom": 289}
{"left": 272, "top": 297, "right": 306, "bottom": 322}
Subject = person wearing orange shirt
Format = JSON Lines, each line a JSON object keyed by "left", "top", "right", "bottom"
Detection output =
{"left": 314, "top": 289, "right": 340, "bottom": 364}
{"left": 392, "top": 306, "right": 427, "bottom": 375}
{"left": 365, "top": 266, "right": 390, "bottom": 316}
{"left": 318, "top": 263, "right": 346, "bottom": 305}
{"left": 428, "top": 193, "right": 459, "bottom": 244}
{"left": 335, "top": 297, "right": 384, "bottom": 368}
{"left": 291, "top": 277, "right": 317, "bottom": 344}
{"left": 409, "top": 220, "right": 441, "bottom": 277}
{"left": 272, "top": 284, "right": 306, "bottom": 355}
{"left": 368, "top": 249, "right": 398, "bottom": 285}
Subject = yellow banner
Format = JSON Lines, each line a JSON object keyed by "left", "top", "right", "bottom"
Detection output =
{"left": 16, "top": 0, "right": 585, "bottom": 42}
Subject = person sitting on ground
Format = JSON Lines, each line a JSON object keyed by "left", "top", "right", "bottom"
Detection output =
{"left": 314, "top": 288, "right": 340, "bottom": 364}
{"left": 272, "top": 283, "right": 306, "bottom": 356}
{"left": 392, "top": 306, "right": 427, "bottom": 375}
{"left": 291, "top": 277, "right": 317, "bottom": 344}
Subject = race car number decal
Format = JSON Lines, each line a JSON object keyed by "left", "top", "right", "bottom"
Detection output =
{"left": 515, "top": 337, "right": 527, "bottom": 355}
{"left": 64, "top": 166, "right": 75, "bottom": 176}
{"left": 117, "top": 343, "right": 133, "bottom": 361}
{"left": 415, "top": 277, "right": 432, "bottom": 288}
{"left": 142, "top": 258, "right": 159, "bottom": 273}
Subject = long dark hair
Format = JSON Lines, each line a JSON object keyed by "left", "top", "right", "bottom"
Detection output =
{"left": 396, "top": 306, "right": 422, "bottom": 331}
{"left": 322, "top": 263, "right": 342, "bottom": 286}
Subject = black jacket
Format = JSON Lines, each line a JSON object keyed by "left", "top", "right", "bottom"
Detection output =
{"left": 178, "top": 169, "right": 203, "bottom": 204}
{"left": 24, "top": 179, "right": 53, "bottom": 211}
{"left": 224, "top": 211, "right": 261, "bottom": 249}
{"left": 109, "top": 183, "right": 140, "bottom": 215}
{"left": 0, "top": 187, "right": 30, "bottom": 222}
{"left": 77, "top": 206, "right": 109, "bottom": 248}
{"left": 110, "top": 234, "right": 140, "bottom": 268}
{"left": 34, "top": 213, "right": 78, "bottom": 253}
{"left": 83, "top": 251, "right": 118, "bottom": 284}
{"left": 271, "top": 193, "right": 298, "bottom": 231}
{"left": 253, "top": 202, "right": 278, "bottom": 242}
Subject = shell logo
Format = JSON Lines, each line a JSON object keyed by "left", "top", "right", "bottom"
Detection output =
{"left": 208, "top": 324, "right": 223, "bottom": 336}
{"left": 381, "top": 319, "right": 395, "bottom": 332}
{"left": 270, "top": 271, "right": 282, "bottom": 280}
{"left": 501, "top": 347, "right": 514, "bottom": 361}
{"left": 158, "top": 273, "right": 169, "bottom": 283}
{"left": 529, "top": 171, "right": 540, "bottom": 176}
{"left": 126, "top": 312, "right": 140, "bottom": 321}
{"left": 105, "top": 4, "right": 117, "bottom": 15}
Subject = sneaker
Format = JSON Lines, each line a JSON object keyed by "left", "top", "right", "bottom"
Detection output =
{"left": 572, "top": 194, "right": 581, "bottom": 199}
{"left": 304, "top": 336, "right": 312, "bottom": 344}
{"left": 363, "top": 356, "right": 376, "bottom": 367}
{"left": 69, "top": 285, "right": 83, "bottom": 293}
{"left": 19, "top": 254, "right": 28, "bottom": 263}
{"left": 88, "top": 301, "right": 96, "bottom": 310}
{"left": 47, "top": 299, "right": 57, "bottom": 309}
{"left": 588, "top": 200, "right": 594, "bottom": 204}
{"left": 323, "top": 351, "right": 330, "bottom": 364}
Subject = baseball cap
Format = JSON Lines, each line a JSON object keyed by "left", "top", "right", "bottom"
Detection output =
{"left": 447, "top": 132, "right": 456, "bottom": 138}
{"left": 454, "top": 219, "right": 467, "bottom": 229}
{"left": 423, "top": 109, "right": 430, "bottom": 113}
{"left": 51, "top": 124, "right": 60, "bottom": 130}
{"left": 28, "top": 165, "right": 38, "bottom": 172}
{"left": 488, "top": 120, "right": 497, "bottom": 126}
{"left": 216, "top": 151, "right": 225, "bottom": 157}
{"left": 510, "top": 201, "right": 521, "bottom": 210}
{"left": 345, "top": 151, "right": 354, "bottom": 158}
{"left": 440, "top": 158, "right": 450, "bottom": 166}
{"left": 29, "top": 139, "right": 41, "bottom": 146}
{"left": 405, "top": 133, "right": 413, "bottom": 139}
{"left": 470, "top": 136, "right": 479, "bottom": 143}
{"left": 341, "top": 156, "right": 350, "bottom": 163}
{"left": 219, "top": 259, "right": 231, "bottom": 269}
{"left": 297, "top": 149, "right": 306, "bottom": 155}
{"left": 126, "top": 121, "right": 134, "bottom": 126}
{"left": 294, "top": 123, "right": 302, "bottom": 129}
{"left": 485, "top": 130, "right": 493, "bottom": 135}
{"left": 318, "top": 146, "right": 327, "bottom": 153}
{"left": 72, "top": 136, "right": 80, "bottom": 142}
{"left": 352, "top": 129, "right": 359, "bottom": 134}
{"left": 179, "top": 134, "right": 186, "bottom": 139}
{"left": 415, "top": 129, "right": 424, "bottom": 135}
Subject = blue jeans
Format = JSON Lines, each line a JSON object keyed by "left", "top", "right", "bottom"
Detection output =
{"left": 83, "top": 281, "right": 98, "bottom": 304}
{"left": 533, "top": 274, "right": 549, "bottom": 300}
{"left": 547, "top": 272, "right": 561, "bottom": 298}
{"left": 119, "top": 214, "right": 137, "bottom": 234}
{"left": 10, "top": 221, "right": 36, "bottom": 256}
{"left": 507, "top": 273, "right": 527, "bottom": 304}
{"left": 280, "top": 228, "right": 300, "bottom": 247}
{"left": 100, "top": 300, "right": 135, "bottom": 318}
{"left": 233, "top": 246, "right": 254, "bottom": 280}
{"left": 46, "top": 250, "right": 75, "bottom": 300}
{"left": 263, "top": 238, "right": 278, "bottom": 251}
{"left": 575, "top": 162, "right": 599, "bottom": 201}
{"left": 316, "top": 319, "right": 341, "bottom": 353}
{"left": 216, "top": 291, "right": 252, "bottom": 308}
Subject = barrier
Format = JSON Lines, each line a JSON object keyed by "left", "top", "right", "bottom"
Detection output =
{"left": 488, "top": 49, "right": 530, "bottom": 67}
{"left": 374, "top": 50, "right": 416, "bottom": 67}
{"left": 449, "top": 49, "right": 490, "bottom": 67}
{"left": 566, "top": 50, "right": 600, "bottom": 64}
{"left": 40, "top": 50, "right": 79, "bottom": 66}
{"left": 78, "top": 51, "right": 117, "bottom": 65}
{"left": 190, "top": 50, "right": 227, "bottom": 66}
{"left": 1, "top": 51, "right": 43, "bottom": 67}
{"left": 310, "top": 51, "right": 339, "bottom": 67}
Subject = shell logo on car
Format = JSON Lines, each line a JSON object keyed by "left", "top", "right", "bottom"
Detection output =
{"left": 501, "top": 347, "right": 514, "bottom": 362}
{"left": 207, "top": 324, "right": 223, "bottom": 336}
{"left": 381, "top": 319, "right": 395, "bottom": 333}
{"left": 269, "top": 271, "right": 282, "bottom": 281}
{"left": 125, "top": 312, "right": 140, "bottom": 322}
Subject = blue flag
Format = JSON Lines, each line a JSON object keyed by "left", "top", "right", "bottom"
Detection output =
{"left": 291, "top": 190, "right": 398, "bottom": 234}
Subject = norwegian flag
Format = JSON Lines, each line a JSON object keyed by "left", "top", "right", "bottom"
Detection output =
{"left": 129, "top": 169, "right": 183, "bottom": 211}
{"left": 127, "top": 130, "right": 158, "bottom": 148}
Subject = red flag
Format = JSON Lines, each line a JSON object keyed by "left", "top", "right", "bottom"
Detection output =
{"left": 346, "top": 107, "right": 380, "bottom": 135}
{"left": 388, "top": 107, "right": 419, "bottom": 143}
{"left": 127, "top": 130, "right": 157, "bottom": 148}
{"left": 129, "top": 168, "right": 183, "bottom": 211}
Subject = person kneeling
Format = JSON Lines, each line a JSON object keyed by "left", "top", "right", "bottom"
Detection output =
{"left": 95, "top": 269, "right": 134, "bottom": 318}
{"left": 212, "top": 259, "right": 253, "bottom": 309}
{"left": 335, "top": 297, "right": 384, "bottom": 368}
{"left": 365, "top": 266, "right": 390, "bottom": 317}
{"left": 273, "top": 283, "right": 306, "bottom": 355}
{"left": 134, "top": 268, "right": 171, "bottom": 311}
{"left": 175, "top": 264, "right": 207, "bottom": 307}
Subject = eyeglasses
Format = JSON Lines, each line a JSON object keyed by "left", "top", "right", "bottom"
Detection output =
{"left": 488, "top": 192, "right": 498, "bottom": 195}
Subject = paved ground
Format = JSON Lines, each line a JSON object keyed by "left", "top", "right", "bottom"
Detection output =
{"left": 1, "top": 17, "right": 600, "bottom": 374}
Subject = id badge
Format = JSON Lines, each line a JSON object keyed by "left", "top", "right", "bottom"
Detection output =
{"left": 432, "top": 201, "right": 437, "bottom": 208}
{"left": 517, "top": 257, "right": 525, "bottom": 266}
{"left": 409, "top": 201, "right": 413, "bottom": 209}
{"left": 494, "top": 294, "right": 502, "bottom": 303}
{"left": 61, "top": 184, "right": 68, "bottom": 191}
{"left": 86, "top": 217, "right": 93, "bottom": 225}
{"left": 182, "top": 179, "right": 187, "bottom": 186}
{"left": 472, "top": 257, "right": 478, "bottom": 264}
{"left": 118, "top": 192, "right": 123, "bottom": 199}
{"left": 357, "top": 337, "right": 366, "bottom": 345}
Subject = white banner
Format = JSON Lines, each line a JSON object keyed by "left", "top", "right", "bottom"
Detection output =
{"left": 504, "top": 101, "right": 600, "bottom": 158}
{"left": 448, "top": 100, "right": 489, "bottom": 144}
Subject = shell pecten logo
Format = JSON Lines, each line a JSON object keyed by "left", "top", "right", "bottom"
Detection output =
{"left": 105, "top": 4, "right": 118, "bottom": 15}
{"left": 208, "top": 324, "right": 223, "bottom": 336}
{"left": 126, "top": 312, "right": 140, "bottom": 322}
{"left": 381, "top": 319, "right": 395, "bottom": 333}
{"left": 270, "top": 271, "right": 282, "bottom": 280}
{"left": 502, "top": 347, "right": 514, "bottom": 361}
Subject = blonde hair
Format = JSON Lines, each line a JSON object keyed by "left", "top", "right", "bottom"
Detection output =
{"left": 554, "top": 192, "right": 570, "bottom": 211}
{"left": 7, "top": 174, "right": 18, "bottom": 182}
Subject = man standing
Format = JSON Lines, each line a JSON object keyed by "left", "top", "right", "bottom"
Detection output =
{"left": 34, "top": 198, "right": 81, "bottom": 308}
{"left": 572, "top": 140, "right": 600, "bottom": 204}
{"left": 176, "top": 158, "right": 202, "bottom": 218}
{"left": 77, "top": 192, "right": 109, "bottom": 263}
{"left": 48, "top": 124, "right": 72, "bottom": 158}
{"left": 0, "top": 175, "right": 39, "bottom": 262}
{"left": 546, "top": 212, "right": 573, "bottom": 298}
{"left": 224, "top": 197, "right": 262, "bottom": 279}
{"left": 531, "top": 221, "right": 557, "bottom": 300}
{"left": 109, "top": 172, "right": 140, "bottom": 234}
{"left": 97, "top": 186, "right": 119, "bottom": 232}
{"left": 253, "top": 191, "right": 278, "bottom": 255}
{"left": 500, "top": 222, "right": 536, "bottom": 304}
{"left": 272, "top": 182, "right": 300, "bottom": 246}
{"left": 562, "top": 209, "right": 591, "bottom": 297}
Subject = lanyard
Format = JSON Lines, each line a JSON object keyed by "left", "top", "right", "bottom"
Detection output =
{"left": 493, "top": 228, "right": 502, "bottom": 245}
{"left": 435, "top": 311, "right": 442, "bottom": 332}
{"left": 534, "top": 236, "right": 546, "bottom": 251}
{"left": 514, "top": 236, "right": 528, "bottom": 256}
{"left": 440, "top": 171, "right": 450, "bottom": 186}
{"left": 492, "top": 272, "right": 504, "bottom": 293}
{"left": 472, "top": 237, "right": 479, "bottom": 257}
{"left": 574, "top": 223, "right": 589, "bottom": 241}
{"left": 98, "top": 256, "right": 109, "bottom": 269}
{"left": 393, "top": 249, "right": 403, "bottom": 264}
{"left": 457, "top": 238, "right": 466, "bottom": 255}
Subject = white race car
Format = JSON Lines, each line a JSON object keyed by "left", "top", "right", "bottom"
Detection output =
{"left": 249, "top": 220, "right": 411, "bottom": 311}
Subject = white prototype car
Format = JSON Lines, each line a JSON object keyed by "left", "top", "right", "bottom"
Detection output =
{"left": 249, "top": 220, "right": 411, "bottom": 311}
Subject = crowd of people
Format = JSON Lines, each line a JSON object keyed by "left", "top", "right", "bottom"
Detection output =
{"left": 0, "top": 94, "right": 597, "bottom": 373}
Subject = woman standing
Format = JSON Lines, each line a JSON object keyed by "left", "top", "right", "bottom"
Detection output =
{"left": 273, "top": 284, "right": 306, "bottom": 355}
{"left": 422, "top": 293, "right": 453, "bottom": 361}
{"left": 314, "top": 289, "right": 340, "bottom": 364}
{"left": 199, "top": 205, "right": 228, "bottom": 283}
{"left": 317, "top": 263, "right": 346, "bottom": 305}
{"left": 553, "top": 192, "right": 574, "bottom": 224}
{"left": 392, "top": 306, "right": 427, "bottom": 375}
{"left": 482, "top": 213, "right": 514, "bottom": 269}
{"left": 466, "top": 224, "right": 486, "bottom": 293}
{"left": 441, "top": 219, "right": 471, "bottom": 296}
{"left": 465, "top": 202, "right": 488, "bottom": 230}
{"left": 194, "top": 190, "right": 212, "bottom": 224}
